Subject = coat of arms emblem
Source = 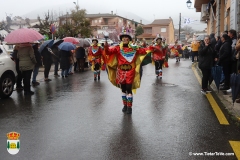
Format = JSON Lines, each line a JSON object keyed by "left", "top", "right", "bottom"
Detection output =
{"left": 7, "top": 132, "right": 20, "bottom": 155}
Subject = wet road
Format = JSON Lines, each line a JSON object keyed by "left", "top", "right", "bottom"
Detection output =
{"left": 0, "top": 59, "right": 239, "bottom": 160}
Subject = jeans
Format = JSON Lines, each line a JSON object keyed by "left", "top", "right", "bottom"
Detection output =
{"left": 32, "top": 65, "right": 39, "bottom": 82}
{"left": 54, "top": 61, "right": 59, "bottom": 75}
{"left": 201, "top": 68, "right": 211, "bottom": 89}
{"left": 16, "top": 61, "right": 23, "bottom": 87}
{"left": 69, "top": 64, "right": 73, "bottom": 74}
{"left": 192, "top": 51, "right": 199, "bottom": 62}
{"left": 22, "top": 70, "right": 33, "bottom": 92}
{"left": 61, "top": 69, "right": 68, "bottom": 76}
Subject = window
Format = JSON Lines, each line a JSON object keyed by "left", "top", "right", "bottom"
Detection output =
{"left": 95, "top": 20, "right": 97, "bottom": 23}
{"left": 99, "top": 19, "right": 101, "bottom": 23}
{"left": 119, "top": 19, "right": 122, "bottom": 22}
{"left": 161, "top": 28, "right": 166, "bottom": 32}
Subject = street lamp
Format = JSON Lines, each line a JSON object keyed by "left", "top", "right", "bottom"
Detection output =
{"left": 73, "top": 0, "right": 79, "bottom": 11}
{"left": 186, "top": 0, "right": 192, "bottom": 8}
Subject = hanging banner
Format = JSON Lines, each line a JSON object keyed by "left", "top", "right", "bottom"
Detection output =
{"left": 183, "top": 17, "right": 198, "bottom": 25}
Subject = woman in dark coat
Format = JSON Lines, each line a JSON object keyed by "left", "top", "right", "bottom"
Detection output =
{"left": 218, "top": 34, "right": 232, "bottom": 90}
{"left": 198, "top": 35, "right": 217, "bottom": 94}
{"left": 59, "top": 50, "right": 71, "bottom": 78}
{"left": 41, "top": 45, "right": 53, "bottom": 81}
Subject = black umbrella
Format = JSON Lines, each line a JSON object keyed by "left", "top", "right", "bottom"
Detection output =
{"left": 39, "top": 39, "right": 54, "bottom": 53}
{"left": 211, "top": 65, "right": 222, "bottom": 92}
{"left": 52, "top": 39, "right": 64, "bottom": 47}
{"left": 230, "top": 73, "right": 240, "bottom": 104}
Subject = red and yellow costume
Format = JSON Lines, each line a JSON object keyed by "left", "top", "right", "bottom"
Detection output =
{"left": 104, "top": 43, "right": 148, "bottom": 85}
{"left": 149, "top": 44, "right": 166, "bottom": 78}
{"left": 170, "top": 44, "right": 182, "bottom": 62}
{"left": 88, "top": 45, "right": 104, "bottom": 80}
{"left": 103, "top": 42, "right": 150, "bottom": 113}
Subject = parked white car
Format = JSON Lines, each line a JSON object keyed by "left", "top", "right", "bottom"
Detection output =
{"left": 0, "top": 45, "right": 17, "bottom": 98}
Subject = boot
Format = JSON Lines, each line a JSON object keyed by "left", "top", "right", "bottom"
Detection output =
{"left": 126, "top": 107, "right": 132, "bottom": 114}
{"left": 24, "top": 90, "right": 34, "bottom": 96}
{"left": 122, "top": 106, "right": 127, "bottom": 112}
{"left": 159, "top": 69, "right": 162, "bottom": 78}
{"left": 126, "top": 94, "right": 133, "bottom": 114}
{"left": 155, "top": 70, "right": 159, "bottom": 77}
{"left": 98, "top": 75, "right": 100, "bottom": 80}
{"left": 122, "top": 93, "right": 127, "bottom": 112}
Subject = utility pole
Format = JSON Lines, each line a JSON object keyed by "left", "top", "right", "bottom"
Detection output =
{"left": 179, "top": 13, "right": 181, "bottom": 42}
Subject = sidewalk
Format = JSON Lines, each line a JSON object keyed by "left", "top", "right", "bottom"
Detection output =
{"left": 193, "top": 63, "right": 240, "bottom": 124}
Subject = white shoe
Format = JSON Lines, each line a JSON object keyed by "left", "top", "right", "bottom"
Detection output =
{"left": 227, "top": 88, "right": 232, "bottom": 93}
{"left": 201, "top": 90, "right": 207, "bottom": 95}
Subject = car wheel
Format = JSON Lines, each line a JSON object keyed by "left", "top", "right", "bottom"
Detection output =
{"left": 0, "top": 74, "right": 14, "bottom": 98}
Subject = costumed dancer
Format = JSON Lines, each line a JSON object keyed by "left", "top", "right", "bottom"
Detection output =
{"left": 150, "top": 37, "right": 166, "bottom": 78}
{"left": 170, "top": 40, "right": 182, "bottom": 62}
{"left": 104, "top": 28, "right": 150, "bottom": 114}
{"left": 88, "top": 38, "right": 104, "bottom": 81}
{"left": 162, "top": 38, "right": 169, "bottom": 68}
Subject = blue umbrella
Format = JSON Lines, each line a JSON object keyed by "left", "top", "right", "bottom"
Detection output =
{"left": 58, "top": 42, "right": 76, "bottom": 51}
{"left": 39, "top": 39, "right": 54, "bottom": 53}
{"left": 211, "top": 65, "right": 223, "bottom": 92}
{"left": 230, "top": 73, "right": 240, "bottom": 104}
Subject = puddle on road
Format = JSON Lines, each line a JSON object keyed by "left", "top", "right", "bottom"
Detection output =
{"left": 152, "top": 82, "right": 177, "bottom": 87}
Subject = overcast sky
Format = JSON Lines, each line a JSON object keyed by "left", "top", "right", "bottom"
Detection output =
{"left": 1, "top": 0, "right": 206, "bottom": 31}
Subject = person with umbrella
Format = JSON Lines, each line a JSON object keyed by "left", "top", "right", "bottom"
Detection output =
{"left": 32, "top": 42, "right": 42, "bottom": 86}
{"left": 58, "top": 42, "right": 76, "bottom": 78}
{"left": 51, "top": 40, "right": 63, "bottom": 77}
{"left": 88, "top": 38, "right": 104, "bottom": 81}
{"left": 17, "top": 43, "right": 37, "bottom": 95}
{"left": 39, "top": 40, "right": 55, "bottom": 82}
{"left": 198, "top": 35, "right": 217, "bottom": 95}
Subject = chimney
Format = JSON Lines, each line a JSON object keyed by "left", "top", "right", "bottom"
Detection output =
{"left": 111, "top": 11, "right": 113, "bottom": 15}
{"left": 140, "top": 20, "right": 142, "bottom": 24}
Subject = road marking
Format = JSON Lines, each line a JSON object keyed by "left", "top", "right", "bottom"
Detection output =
{"left": 229, "top": 141, "right": 240, "bottom": 159}
{"left": 192, "top": 65, "right": 229, "bottom": 125}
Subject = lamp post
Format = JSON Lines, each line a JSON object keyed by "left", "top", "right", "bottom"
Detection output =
{"left": 186, "top": 0, "right": 194, "bottom": 9}
{"left": 73, "top": 0, "right": 79, "bottom": 11}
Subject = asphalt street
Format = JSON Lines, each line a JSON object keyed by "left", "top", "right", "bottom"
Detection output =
{"left": 0, "top": 58, "right": 239, "bottom": 160}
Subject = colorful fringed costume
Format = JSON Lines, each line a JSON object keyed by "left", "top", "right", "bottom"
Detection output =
{"left": 149, "top": 43, "right": 166, "bottom": 78}
{"left": 88, "top": 44, "right": 104, "bottom": 80}
{"left": 104, "top": 42, "right": 150, "bottom": 114}
{"left": 170, "top": 44, "right": 182, "bottom": 62}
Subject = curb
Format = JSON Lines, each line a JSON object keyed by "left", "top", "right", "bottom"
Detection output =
{"left": 192, "top": 63, "right": 240, "bottom": 128}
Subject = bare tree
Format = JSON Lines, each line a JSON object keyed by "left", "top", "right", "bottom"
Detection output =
{"left": 182, "top": 25, "right": 194, "bottom": 34}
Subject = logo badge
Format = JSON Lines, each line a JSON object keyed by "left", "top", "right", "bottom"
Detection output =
{"left": 7, "top": 132, "right": 20, "bottom": 155}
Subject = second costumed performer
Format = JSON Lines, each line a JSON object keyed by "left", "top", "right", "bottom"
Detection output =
{"left": 104, "top": 28, "right": 151, "bottom": 114}
{"left": 88, "top": 38, "right": 104, "bottom": 81}
{"left": 150, "top": 37, "right": 166, "bottom": 78}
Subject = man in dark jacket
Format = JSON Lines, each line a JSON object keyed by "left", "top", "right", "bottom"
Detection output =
{"left": 210, "top": 33, "right": 217, "bottom": 48}
{"left": 218, "top": 34, "right": 232, "bottom": 90}
{"left": 41, "top": 46, "right": 53, "bottom": 81}
{"left": 198, "top": 35, "right": 217, "bottom": 94}
{"left": 51, "top": 45, "right": 60, "bottom": 76}
{"left": 75, "top": 46, "right": 86, "bottom": 72}
{"left": 32, "top": 43, "right": 42, "bottom": 86}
